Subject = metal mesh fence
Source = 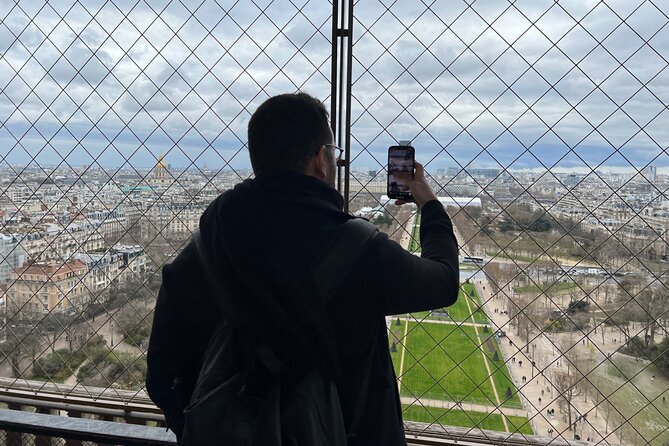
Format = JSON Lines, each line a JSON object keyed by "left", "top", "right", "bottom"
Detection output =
{"left": 0, "top": 0, "right": 331, "bottom": 402}
{"left": 349, "top": 0, "right": 669, "bottom": 444}
{"left": 1, "top": 0, "right": 669, "bottom": 445}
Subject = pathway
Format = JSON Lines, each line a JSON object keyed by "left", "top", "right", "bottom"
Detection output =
{"left": 399, "top": 396, "right": 526, "bottom": 418}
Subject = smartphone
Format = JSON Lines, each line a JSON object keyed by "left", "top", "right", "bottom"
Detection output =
{"left": 387, "top": 145, "right": 415, "bottom": 200}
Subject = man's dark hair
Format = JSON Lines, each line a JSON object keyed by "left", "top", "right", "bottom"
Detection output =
{"left": 248, "top": 92, "right": 331, "bottom": 175}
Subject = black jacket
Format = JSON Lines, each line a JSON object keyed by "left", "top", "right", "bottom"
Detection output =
{"left": 146, "top": 171, "right": 459, "bottom": 445}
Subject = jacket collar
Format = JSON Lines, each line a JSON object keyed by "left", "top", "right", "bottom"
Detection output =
{"left": 252, "top": 170, "right": 344, "bottom": 212}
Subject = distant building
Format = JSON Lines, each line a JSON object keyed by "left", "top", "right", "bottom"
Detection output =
{"left": 73, "top": 245, "right": 146, "bottom": 293}
{"left": 146, "top": 154, "right": 172, "bottom": 189}
{"left": 642, "top": 165, "right": 657, "bottom": 182}
{"left": 14, "top": 222, "right": 105, "bottom": 262}
{"left": 439, "top": 184, "right": 480, "bottom": 197}
{"left": 447, "top": 167, "right": 501, "bottom": 179}
{"left": 8, "top": 260, "right": 88, "bottom": 313}
{"left": 379, "top": 195, "right": 482, "bottom": 208}
{"left": 0, "top": 233, "right": 27, "bottom": 283}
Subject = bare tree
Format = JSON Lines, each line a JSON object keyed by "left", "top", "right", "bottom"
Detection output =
{"left": 552, "top": 369, "right": 583, "bottom": 431}
{"left": 0, "top": 304, "right": 40, "bottom": 378}
{"left": 484, "top": 261, "right": 504, "bottom": 295}
{"left": 38, "top": 312, "right": 73, "bottom": 353}
{"left": 636, "top": 288, "right": 669, "bottom": 348}
{"left": 511, "top": 293, "right": 541, "bottom": 353}
{"left": 65, "top": 314, "right": 93, "bottom": 350}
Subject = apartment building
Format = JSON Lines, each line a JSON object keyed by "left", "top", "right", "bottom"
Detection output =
{"left": 0, "top": 234, "right": 27, "bottom": 284}
{"left": 15, "top": 223, "right": 106, "bottom": 262}
{"left": 7, "top": 260, "right": 87, "bottom": 313}
{"left": 73, "top": 245, "right": 146, "bottom": 294}
{"left": 141, "top": 201, "right": 202, "bottom": 239}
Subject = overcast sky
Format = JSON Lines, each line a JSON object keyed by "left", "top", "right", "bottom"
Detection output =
{"left": 0, "top": 0, "right": 667, "bottom": 174}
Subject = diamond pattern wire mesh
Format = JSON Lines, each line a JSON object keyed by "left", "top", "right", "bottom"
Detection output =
{"left": 0, "top": 0, "right": 331, "bottom": 409}
{"left": 350, "top": 0, "right": 669, "bottom": 444}
{"left": 1, "top": 0, "right": 669, "bottom": 444}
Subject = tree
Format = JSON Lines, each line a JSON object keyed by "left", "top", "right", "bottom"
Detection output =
{"left": 512, "top": 294, "right": 541, "bottom": 353}
{"left": 65, "top": 314, "right": 93, "bottom": 350}
{"left": 636, "top": 287, "right": 669, "bottom": 348}
{"left": 116, "top": 305, "right": 153, "bottom": 347}
{"left": 0, "top": 303, "right": 40, "bottom": 378}
{"left": 610, "top": 279, "right": 644, "bottom": 344}
{"left": 38, "top": 312, "right": 74, "bottom": 353}
{"left": 653, "top": 336, "right": 669, "bottom": 375}
{"left": 552, "top": 369, "right": 583, "bottom": 430}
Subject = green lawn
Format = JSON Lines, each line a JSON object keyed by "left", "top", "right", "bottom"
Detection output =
{"left": 408, "top": 212, "right": 421, "bottom": 253}
{"left": 451, "top": 283, "right": 487, "bottom": 324}
{"left": 399, "top": 322, "right": 522, "bottom": 409}
{"left": 584, "top": 355, "right": 669, "bottom": 446}
{"left": 410, "top": 283, "right": 487, "bottom": 325}
{"left": 486, "top": 251, "right": 535, "bottom": 263}
{"left": 480, "top": 332, "right": 524, "bottom": 409}
{"left": 389, "top": 318, "right": 406, "bottom": 378}
{"left": 401, "top": 405, "right": 533, "bottom": 435}
{"left": 514, "top": 281, "right": 576, "bottom": 294}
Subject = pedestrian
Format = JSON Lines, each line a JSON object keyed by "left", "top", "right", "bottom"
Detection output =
{"left": 146, "top": 93, "right": 460, "bottom": 445}
{"left": 541, "top": 389, "right": 544, "bottom": 396}
{"left": 519, "top": 360, "right": 523, "bottom": 368}
{"left": 512, "top": 357, "right": 516, "bottom": 364}
{"left": 538, "top": 397, "right": 542, "bottom": 404}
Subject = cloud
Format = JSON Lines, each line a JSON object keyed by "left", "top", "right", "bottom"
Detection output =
{"left": 0, "top": 0, "right": 667, "bottom": 172}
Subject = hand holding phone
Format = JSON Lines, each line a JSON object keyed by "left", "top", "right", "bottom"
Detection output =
{"left": 400, "top": 162, "right": 438, "bottom": 209}
{"left": 387, "top": 145, "right": 415, "bottom": 200}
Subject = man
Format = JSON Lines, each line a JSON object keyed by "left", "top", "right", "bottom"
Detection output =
{"left": 146, "top": 92, "right": 459, "bottom": 445}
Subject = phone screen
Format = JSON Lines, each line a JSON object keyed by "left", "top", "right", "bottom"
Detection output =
{"left": 387, "top": 145, "right": 415, "bottom": 200}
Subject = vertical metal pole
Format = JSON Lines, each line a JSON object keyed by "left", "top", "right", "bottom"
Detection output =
{"left": 331, "top": 0, "right": 338, "bottom": 147}
{"left": 331, "top": 0, "right": 353, "bottom": 211}
{"left": 343, "top": 0, "right": 354, "bottom": 213}
{"left": 338, "top": 12, "right": 345, "bottom": 198}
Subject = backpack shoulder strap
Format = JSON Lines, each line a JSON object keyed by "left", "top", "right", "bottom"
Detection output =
{"left": 313, "top": 218, "right": 379, "bottom": 305}
{"left": 192, "top": 229, "right": 284, "bottom": 372}
{"left": 311, "top": 218, "right": 379, "bottom": 437}
{"left": 191, "top": 229, "right": 226, "bottom": 315}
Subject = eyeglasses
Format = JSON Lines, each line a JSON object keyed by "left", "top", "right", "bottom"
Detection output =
{"left": 324, "top": 144, "right": 343, "bottom": 160}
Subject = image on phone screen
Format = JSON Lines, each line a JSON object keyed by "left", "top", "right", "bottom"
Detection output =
{"left": 388, "top": 146, "right": 415, "bottom": 200}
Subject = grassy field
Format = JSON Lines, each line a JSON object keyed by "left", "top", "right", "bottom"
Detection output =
{"left": 389, "top": 317, "right": 406, "bottom": 378}
{"left": 391, "top": 218, "right": 531, "bottom": 434}
{"left": 408, "top": 212, "right": 421, "bottom": 253}
{"left": 584, "top": 355, "right": 669, "bottom": 446}
{"left": 479, "top": 332, "right": 523, "bottom": 409}
{"left": 399, "top": 322, "right": 523, "bottom": 409}
{"left": 409, "top": 283, "right": 488, "bottom": 325}
{"left": 514, "top": 281, "right": 576, "bottom": 294}
{"left": 486, "top": 251, "right": 536, "bottom": 263}
{"left": 452, "top": 282, "right": 488, "bottom": 324}
{"left": 401, "top": 405, "right": 533, "bottom": 434}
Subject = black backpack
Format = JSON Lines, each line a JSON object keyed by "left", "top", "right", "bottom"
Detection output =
{"left": 180, "top": 218, "right": 378, "bottom": 445}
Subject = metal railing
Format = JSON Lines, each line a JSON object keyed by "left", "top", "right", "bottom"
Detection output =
{"left": 1, "top": 1, "right": 669, "bottom": 445}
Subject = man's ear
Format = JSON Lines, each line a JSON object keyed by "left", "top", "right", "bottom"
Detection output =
{"left": 308, "top": 145, "right": 327, "bottom": 180}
